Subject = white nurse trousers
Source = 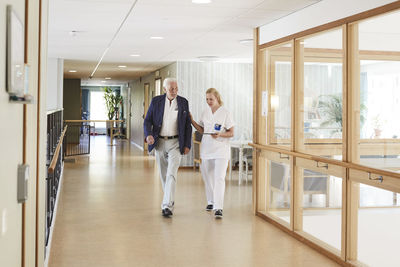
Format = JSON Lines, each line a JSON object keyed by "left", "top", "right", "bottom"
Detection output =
{"left": 200, "top": 158, "right": 229, "bottom": 210}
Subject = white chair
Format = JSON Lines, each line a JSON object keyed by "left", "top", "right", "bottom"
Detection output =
{"left": 243, "top": 149, "right": 253, "bottom": 182}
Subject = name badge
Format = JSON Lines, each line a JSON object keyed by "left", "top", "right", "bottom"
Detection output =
{"left": 214, "top": 124, "right": 222, "bottom": 131}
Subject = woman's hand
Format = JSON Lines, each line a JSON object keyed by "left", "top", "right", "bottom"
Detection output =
{"left": 211, "top": 132, "right": 221, "bottom": 139}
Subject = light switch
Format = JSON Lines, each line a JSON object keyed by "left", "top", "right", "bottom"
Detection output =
{"left": 18, "top": 164, "right": 29, "bottom": 203}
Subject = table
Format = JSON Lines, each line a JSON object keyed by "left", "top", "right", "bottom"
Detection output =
{"left": 229, "top": 140, "right": 253, "bottom": 185}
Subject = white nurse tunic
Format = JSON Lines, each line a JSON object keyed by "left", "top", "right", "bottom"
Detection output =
{"left": 198, "top": 106, "right": 235, "bottom": 160}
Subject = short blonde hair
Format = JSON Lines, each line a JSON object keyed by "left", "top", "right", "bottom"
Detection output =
{"left": 206, "top": 88, "right": 223, "bottom": 105}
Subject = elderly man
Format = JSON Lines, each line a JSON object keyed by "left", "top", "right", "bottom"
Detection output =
{"left": 144, "top": 78, "right": 192, "bottom": 217}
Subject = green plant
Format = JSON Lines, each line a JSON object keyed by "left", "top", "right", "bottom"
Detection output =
{"left": 103, "top": 87, "right": 123, "bottom": 120}
{"left": 318, "top": 94, "right": 366, "bottom": 133}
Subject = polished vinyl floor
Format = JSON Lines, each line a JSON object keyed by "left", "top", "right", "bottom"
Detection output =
{"left": 48, "top": 136, "right": 339, "bottom": 267}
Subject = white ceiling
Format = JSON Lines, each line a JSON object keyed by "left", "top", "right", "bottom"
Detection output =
{"left": 48, "top": 0, "right": 321, "bottom": 81}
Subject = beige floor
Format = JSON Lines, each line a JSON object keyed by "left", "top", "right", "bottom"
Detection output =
{"left": 48, "top": 136, "right": 340, "bottom": 267}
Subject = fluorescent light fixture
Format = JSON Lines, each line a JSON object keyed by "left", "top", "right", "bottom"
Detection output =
{"left": 197, "top": 56, "right": 220, "bottom": 62}
{"left": 69, "top": 70, "right": 77, "bottom": 73}
{"left": 192, "top": 0, "right": 212, "bottom": 3}
{"left": 150, "top": 36, "right": 164, "bottom": 40}
{"left": 130, "top": 54, "right": 140, "bottom": 57}
{"left": 105, "top": 77, "right": 112, "bottom": 80}
{"left": 101, "top": 81, "right": 106, "bottom": 83}
{"left": 118, "top": 65, "right": 127, "bottom": 68}
{"left": 239, "top": 39, "right": 253, "bottom": 45}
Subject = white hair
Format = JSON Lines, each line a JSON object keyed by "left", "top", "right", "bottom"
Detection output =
{"left": 163, "top": 77, "right": 177, "bottom": 88}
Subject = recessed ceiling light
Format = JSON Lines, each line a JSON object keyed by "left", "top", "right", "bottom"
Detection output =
{"left": 192, "top": 0, "right": 212, "bottom": 4}
{"left": 69, "top": 70, "right": 77, "bottom": 73}
{"left": 118, "top": 65, "right": 127, "bottom": 68}
{"left": 197, "top": 56, "right": 220, "bottom": 62}
{"left": 69, "top": 30, "right": 78, "bottom": 37}
{"left": 150, "top": 36, "right": 164, "bottom": 40}
{"left": 130, "top": 54, "right": 140, "bottom": 57}
{"left": 105, "top": 77, "right": 112, "bottom": 80}
{"left": 101, "top": 81, "right": 106, "bottom": 83}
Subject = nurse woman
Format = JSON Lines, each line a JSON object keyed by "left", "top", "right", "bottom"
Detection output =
{"left": 190, "top": 88, "right": 234, "bottom": 218}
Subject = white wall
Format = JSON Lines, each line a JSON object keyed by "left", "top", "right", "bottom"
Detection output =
{"left": 46, "top": 58, "right": 63, "bottom": 111}
{"left": 0, "top": 2, "right": 25, "bottom": 266}
{"left": 259, "top": 0, "right": 398, "bottom": 45}
{"left": 0, "top": 0, "right": 48, "bottom": 266}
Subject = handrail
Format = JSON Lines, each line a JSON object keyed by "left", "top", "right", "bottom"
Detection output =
{"left": 249, "top": 142, "right": 400, "bottom": 180}
{"left": 64, "top": 120, "right": 124, "bottom": 123}
{"left": 48, "top": 126, "right": 68, "bottom": 174}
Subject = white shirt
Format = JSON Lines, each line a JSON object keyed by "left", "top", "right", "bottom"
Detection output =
{"left": 160, "top": 97, "right": 179, "bottom": 136}
{"left": 199, "top": 106, "right": 235, "bottom": 159}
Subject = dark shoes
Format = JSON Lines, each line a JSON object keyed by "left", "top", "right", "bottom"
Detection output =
{"left": 162, "top": 208, "right": 173, "bottom": 217}
{"left": 214, "top": 209, "right": 223, "bottom": 218}
{"left": 206, "top": 204, "right": 213, "bottom": 211}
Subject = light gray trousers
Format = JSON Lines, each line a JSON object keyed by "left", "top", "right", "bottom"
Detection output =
{"left": 155, "top": 138, "right": 182, "bottom": 210}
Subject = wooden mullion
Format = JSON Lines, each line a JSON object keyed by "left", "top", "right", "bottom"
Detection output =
{"left": 253, "top": 28, "right": 259, "bottom": 214}
{"left": 346, "top": 22, "right": 360, "bottom": 262}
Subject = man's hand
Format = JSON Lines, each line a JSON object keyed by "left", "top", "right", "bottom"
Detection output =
{"left": 184, "top": 147, "right": 190, "bottom": 155}
{"left": 146, "top": 135, "right": 155, "bottom": 145}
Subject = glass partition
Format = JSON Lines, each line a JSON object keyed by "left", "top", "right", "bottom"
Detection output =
{"left": 261, "top": 42, "right": 293, "bottom": 149}
{"left": 297, "top": 28, "right": 344, "bottom": 158}
{"left": 296, "top": 161, "right": 344, "bottom": 254}
{"left": 257, "top": 153, "right": 291, "bottom": 227}
{"left": 358, "top": 10, "right": 400, "bottom": 170}
{"left": 268, "top": 160, "right": 291, "bottom": 224}
{"left": 357, "top": 183, "right": 400, "bottom": 267}
{"left": 255, "top": 5, "right": 400, "bottom": 267}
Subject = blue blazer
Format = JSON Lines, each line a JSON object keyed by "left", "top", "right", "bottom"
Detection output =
{"left": 144, "top": 94, "right": 192, "bottom": 154}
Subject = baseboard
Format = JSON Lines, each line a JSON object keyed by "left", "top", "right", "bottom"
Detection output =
{"left": 44, "top": 162, "right": 65, "bottom": 267}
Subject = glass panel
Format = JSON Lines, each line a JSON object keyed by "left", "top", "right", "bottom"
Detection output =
{"left": 298, "top": 28, "right": 343, "bottom": 158}
{"left": 301, "top": 168, "right": 342, "bottom": 252}
{"left": 358, "top": 183, "right": 400, "bottom": 267}
{"left": 358, "top": 10, "right": 400, "bottom": 171}
{"left": 262, "top": 42, "right": 293, "bottom": 148}
{"left": 257, "top": 156, "right": 291, "bottom": 226}
{"left": 268, "top": 160, "right": 291, "bottom": 223}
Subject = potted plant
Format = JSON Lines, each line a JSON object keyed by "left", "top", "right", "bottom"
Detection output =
{"left": 318, "top": 94, "right": 366, "bottom": 137}
{"left": 103, "top": 87, "right": 123, "bottom": 135}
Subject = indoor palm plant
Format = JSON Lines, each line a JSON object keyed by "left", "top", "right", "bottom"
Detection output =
{"left": 103, "top": 87, "right": 123, "bottom": 135}
{"left": 318, "top": 94, "right": 366, "bottom": 136}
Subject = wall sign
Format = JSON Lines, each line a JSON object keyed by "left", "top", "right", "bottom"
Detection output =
{"left": 6, "top": 5, "right": 26, "bottom": 100}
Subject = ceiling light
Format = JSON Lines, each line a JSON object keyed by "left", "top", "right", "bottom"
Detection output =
{"left": 118, "top": 65, "right": 127, "bottom": 68}
{"left": 101, "top": 81, "right": 106, "bottom": 83}
{"left": 197, "top": 56, "right": 220, "bottom": 62}
{"left": 192, "top": 0, "right": 212, "bottom": 4}
{"left": 130, "top": 54, "right": 140, "bottom": 57}
{"left": 150, "top": 36, "right": 164, "bottom": 40}
{"left": 69, "top": 70, "right": 77, "bottom": 73}
{"left": 239, "top": 39, "right": 253, "bottom": 45}
{"left": 105, "top": 77, "right": 112, "bottom": 80}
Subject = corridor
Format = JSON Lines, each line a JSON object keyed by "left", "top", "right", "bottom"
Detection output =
{"left": 48, "top": 136, "right": 339, "bottom": 267}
